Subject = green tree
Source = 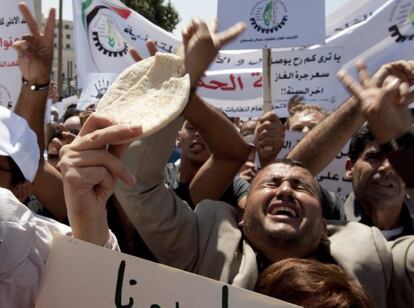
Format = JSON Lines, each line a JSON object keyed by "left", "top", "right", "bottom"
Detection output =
{"left": 121, "top": 0, "right": 180, "bottom": 32}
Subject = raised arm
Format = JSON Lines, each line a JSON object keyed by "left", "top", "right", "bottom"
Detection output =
{"left": 287, "top": 60, "right": 414, "bottom": 176}
{"left": 338, "top": 60, "right": 414, "bottom": 200}
{"left": 183, "top": 94, "right": 250, "bottom": 205}
{"left": 13, "top": 3, "right": 54, "bottom": 153}
{"left": 287, "top": 95, "right": 364, "bottom": 175}
{"left": 13, "top": 4, "right": 66, "bottom": 221}
{"left": 180, "top": 18, "right": 250, "bottom": 205}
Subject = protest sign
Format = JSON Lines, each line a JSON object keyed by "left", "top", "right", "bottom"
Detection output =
{"left": 271, "top": 47, "right": 345, "bottom": 117}
{"left": 278, "top": 131, "right": 352, "bottom": 200}
{"left": 77, "top": 73, "right": 118, "bottom": 110}
{"left": 72, "top": 0, "right": 180, "bottom": 87}
{"left": 325, "top": 0, "right": 388, "bottom": 37}
{"left": 0, "top": 0, "right": 32, "bottom": 110}
{"left": 36, "top": 236, "right": 298, "bottom": 308}
{"left": 72, "top": 0, "right": 413, "bottom": 118}
{"left": 216, "top": 0, "right": 325, "bottom": 50}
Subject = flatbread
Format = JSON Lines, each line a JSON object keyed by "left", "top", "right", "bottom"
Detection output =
{"left": 96, "top": 53, "right": 190, "bottom": 138}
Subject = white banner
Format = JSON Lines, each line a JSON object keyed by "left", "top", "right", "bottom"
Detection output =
{"left": 36, "top": 236, "right": 298, "bottom": 308}
{"left": 72, "top": 0, "right": 414, "bottom": 118}
{"left": 216, "top": 0, "right": 325, "bottom": 50}
{"left": 72, "top": 0, "right": 180, "bottom": 86}
{"left": 0, "top": 0, "right": 33, "bottom": 110}
{"left": 278, "top": 131, "right": 352, "bottom": 200}
{"left": 325, "top": 0, "right": 388, "bottom": 37}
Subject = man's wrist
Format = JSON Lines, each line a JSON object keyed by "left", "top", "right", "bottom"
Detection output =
{"left": 22, "top": 77, "right": 51, "bottom": 92}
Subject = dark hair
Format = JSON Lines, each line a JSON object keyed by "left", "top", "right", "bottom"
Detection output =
{"left": 255, "top": 258, "right": 374, "bottom": 308}
{"left": 7, "top": 156, "right": 26, "bottom": 186}
{"left": 47, "top": 124, "right": 63, "bottom": 146}
{"left": 63, "top": 106, "right": 80, "bottom": 122}
{"left": 348, "top": 126, "right": 376, "bottom": 163}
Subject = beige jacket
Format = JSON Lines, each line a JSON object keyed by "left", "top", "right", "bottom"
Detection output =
{"left": 115, "top": 117, "right": 414, "bottom": 308}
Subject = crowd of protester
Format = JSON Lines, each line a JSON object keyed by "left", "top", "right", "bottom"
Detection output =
{"left": 1, "top": 3, "right": 413, "bottom": 307}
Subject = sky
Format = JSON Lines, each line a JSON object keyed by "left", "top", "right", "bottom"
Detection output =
{"left": 41, "top": 0, "right": 352, "bottom": 35}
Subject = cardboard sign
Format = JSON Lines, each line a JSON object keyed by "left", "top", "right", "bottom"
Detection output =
{"left": 216, "top": 0, "right": 325, "bottom": 50}
{"left": 35, "top": 236, "right": 298, "bottom": 308}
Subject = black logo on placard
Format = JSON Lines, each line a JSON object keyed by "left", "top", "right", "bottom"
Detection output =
{"left": 250, "top": 0, "right": 288, "bottom": 34}
{"left": 388, "top": 5, "right": 414, "bottom": 43}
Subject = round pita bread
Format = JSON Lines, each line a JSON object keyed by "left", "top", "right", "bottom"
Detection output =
{"left": 96, "top": 53, "right": 190, "bottom": 138}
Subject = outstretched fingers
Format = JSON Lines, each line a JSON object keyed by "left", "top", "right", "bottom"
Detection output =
{"left": 18, "top": 3, "right": 40, "bottom": 38}
{"left": 129, "top": 47, "right": 143, "bottom": 62}
{"left": 44, "top": 8, "right": 56, "bottom": 48}
{"left": 337, "top": 69, "right": 364, "bottom": 99}
{"left": 356, "top": 60, "right": 375, "bottom": 88}
{"left": 215, "top": 22, "right": 246, "bottom": 47}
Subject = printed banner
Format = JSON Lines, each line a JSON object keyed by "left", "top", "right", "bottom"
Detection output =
{"left": 36, "top": 236, "right": 298, "bottom": 308}
{"left": 278, "top": 130, "right": 352, "bottom": 200}
{"left": 72, "top": 0, "right": 414, "bottom": 118}
{"left": 0, "top": 0, "right": 32, "bottom": 110}
{"left": 72, "top": 0, "right": 180, "bottom": 86}
{"left": 216, "top": 0, "right": 325, "bottom": 50}
{"left": 325, "top": 0, "right": 388, "bottom": 37}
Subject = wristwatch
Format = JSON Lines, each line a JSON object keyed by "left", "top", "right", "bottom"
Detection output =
{"left": 379, "top": 130, "right": 414, "bottom": 154}
{"left": 22, "top": 77, "right": 50, "bottom": 91}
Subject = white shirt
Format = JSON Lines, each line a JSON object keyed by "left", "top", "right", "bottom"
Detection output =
{"left": 0, "top": 187, "right": 119, "bottom": 307}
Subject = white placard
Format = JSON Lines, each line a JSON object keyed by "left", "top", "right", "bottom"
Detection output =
{"left": 271, "top": 47, "right": 345, "bottom": 117}
{"left": 0, "top": 0, "right": 33, "bottom": 110}
{"left": 35, "top": 236, "right": 298, "bottom": 308}
{"left": 77, "top": 73, "right": 118, "bottom": 110}
{"left": 216, "top": 0, "right": 325, "bottom": 50}
{"left": 278, "top": 130, "right": 352, "bottom": 200}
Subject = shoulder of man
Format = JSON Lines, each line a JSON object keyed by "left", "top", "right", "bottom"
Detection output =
{"left": 386, "top": 235, "right": 414, "bottom": 307}
{"left": 327, "top": 221, "right": 392, "bottom": 308}
{"left": 0, "top": 187, "right": 69, "bottom": 276}
{"left": 194, "top": 200, "right": 257, "bottom": 288}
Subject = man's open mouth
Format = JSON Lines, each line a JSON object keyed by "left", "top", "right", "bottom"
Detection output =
{"left": 267, "top": 202, "right": 299, "bottom": 218}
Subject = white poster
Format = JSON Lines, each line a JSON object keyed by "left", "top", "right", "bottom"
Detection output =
{"left": 216, "top": 0, "right": 325, "bottom": 50}
{"left": 77, "top": 72, "right": 117, "bottom": 110}
{"left": 271, "top": 47, "right": 345, "bottom": 117}
{"left": 0, "top": 0, "right": 33, "bottom": 110}
{"left": 36, "top": 236, "right": 298, "bottom": 308}
{"left": 278, "top": 130, "right": 352, "bottom": 200}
